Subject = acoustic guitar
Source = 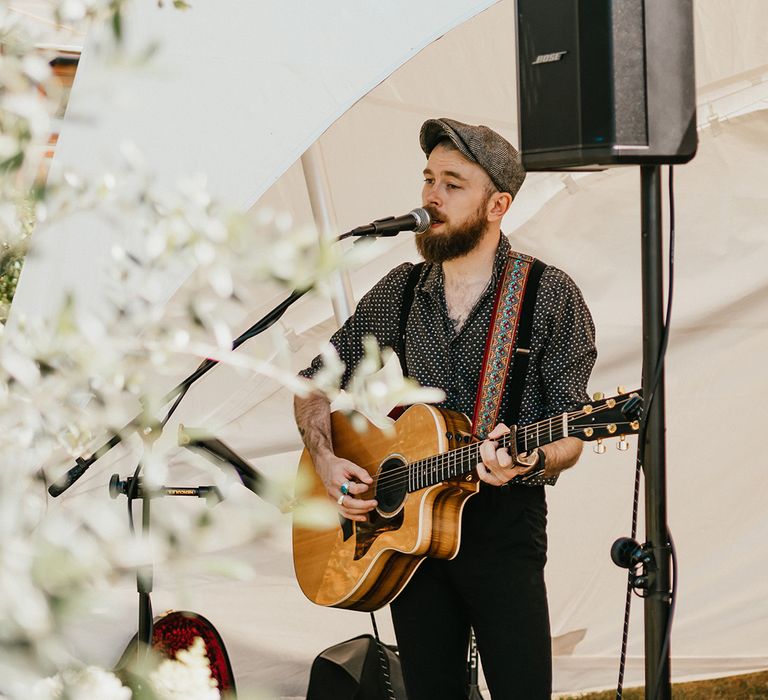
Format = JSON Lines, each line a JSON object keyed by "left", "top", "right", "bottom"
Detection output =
{"left": 293, "top": 390, "right": 642, "bottom": 612}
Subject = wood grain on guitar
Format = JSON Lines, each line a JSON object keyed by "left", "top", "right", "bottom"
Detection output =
{"left": 292, "top": 390, "right": 642, "bottom": 612}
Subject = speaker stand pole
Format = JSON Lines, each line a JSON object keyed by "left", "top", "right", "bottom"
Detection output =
{"left": 640, "top": 164, "right": 671, "bottom": 700}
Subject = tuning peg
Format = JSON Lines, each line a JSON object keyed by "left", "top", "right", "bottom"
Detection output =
{"left": 617, "top": 435, "right": 629, "bottom": 451}
{"left": 592, "top": 391, "right": 604, "bottom": 401}
{"left": 594, "top": 439, "right": 607, "bottom": 454}
{"left": 617, "top": 385, "right": 627, "bottom": 395}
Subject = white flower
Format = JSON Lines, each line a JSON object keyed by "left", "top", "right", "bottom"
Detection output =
{"left": 150, "top": 637, "right": 220, "bottom": 700}
{"left": 30, "top": 667, "right": 131, "bottom": 700}
{"left": 57, "top": 0, "right": 88, "bottom": 24}
{"left": 337, "top": 336, "right": 445, "bottom": 429}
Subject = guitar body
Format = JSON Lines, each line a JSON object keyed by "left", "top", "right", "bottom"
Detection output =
{"left": 292, "top": 389, "right": 644, "bottom": 613}
{"left": 292, "top": 404, "right": 480, "bottom": 612}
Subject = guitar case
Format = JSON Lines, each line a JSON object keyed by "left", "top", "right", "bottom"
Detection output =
{"left": 116, "top": 610, "right": 236, "bottom": 697}
{"left": 305, "top": 634, "right": 406, "bottom": 700}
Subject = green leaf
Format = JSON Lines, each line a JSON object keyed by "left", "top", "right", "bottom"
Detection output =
{"left": 112, "top": 9, "right": 123, "bottom": 42}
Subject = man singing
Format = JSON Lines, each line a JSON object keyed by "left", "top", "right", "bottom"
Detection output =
{"left": 295, "top": 118, "right": 596, "bottom": 699}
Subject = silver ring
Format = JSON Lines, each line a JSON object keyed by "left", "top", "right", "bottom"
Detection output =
{"left": 340, "top": 481, "right": 350, "bottom": 496}
{"left": 337, "top": 494, "right": 345, "bottom": 506}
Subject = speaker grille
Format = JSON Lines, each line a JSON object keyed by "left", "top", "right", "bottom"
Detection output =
{"left": 516, "top": 0, "right": 697, "bottom": 168}
{"left": 610, "top": 0, "right": 647, "bottom": 145}
{"left": 517, "top": 0, "right": 647, "bottom": 158}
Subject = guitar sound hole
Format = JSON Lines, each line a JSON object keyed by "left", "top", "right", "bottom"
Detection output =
{"left": 375, "top": 456, "right": 407, "bottom": 516}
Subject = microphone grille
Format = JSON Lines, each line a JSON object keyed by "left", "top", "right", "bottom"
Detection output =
{"left": 410, "top": 207, "right": 431, "bottom": 233}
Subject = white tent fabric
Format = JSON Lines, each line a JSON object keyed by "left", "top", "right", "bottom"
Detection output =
{"left": 8, "top": 0, "right": 768, "bottom": 696}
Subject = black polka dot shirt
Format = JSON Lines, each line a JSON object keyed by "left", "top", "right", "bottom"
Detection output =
{"left": 300, "top": 235, "right": 597, "bottom": 485}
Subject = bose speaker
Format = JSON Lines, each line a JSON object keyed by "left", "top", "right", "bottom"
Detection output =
{"left": 515, "top": 0, "right": 697, "bottom": 169}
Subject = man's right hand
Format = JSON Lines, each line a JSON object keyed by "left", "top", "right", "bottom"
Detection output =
{"left": 314, "top": 453, "right": 378, "bottom": 522}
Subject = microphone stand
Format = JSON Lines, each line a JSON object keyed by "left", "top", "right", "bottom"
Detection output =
{"left": 41, "top": 208, "right": 425, "bottom": 666}
{"left": 47, "top": 217, "right": 416, "bottom": 497}
{"left": 109, "top": 470, "right": 223, "bottom": 657}
{"left": 48, "top": 287, "right": 308, "bottom": 497}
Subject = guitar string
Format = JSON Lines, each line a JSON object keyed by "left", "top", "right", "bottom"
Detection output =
{"left": 367, "top": 401, "right": 637, "bottom": 497}
{"left": 368, "top": 399, "right": 632, "bottom": 491}
{"left": 368, "top": 400, "right": 635, "bottom": 494}
{"left": 371, "top": 420, "right": 634, "bottom": 498}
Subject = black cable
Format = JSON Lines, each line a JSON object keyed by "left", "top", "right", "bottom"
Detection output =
{"left": 644, "top": 166, "right": 675, "bottom": 421}
{"left": 615, "top": 452, "right": 644, "bottom": 699}
{"left": 615, "top": 166, "right": 677, "bottom": 698}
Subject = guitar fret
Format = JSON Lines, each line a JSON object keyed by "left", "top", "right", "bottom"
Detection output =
{"left": 548, "top": 417, "right": 552, "bottom": 443}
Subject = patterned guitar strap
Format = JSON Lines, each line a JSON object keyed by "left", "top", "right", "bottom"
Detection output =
{"left": 471, "top": 251, "right": 552, "bottom": 487}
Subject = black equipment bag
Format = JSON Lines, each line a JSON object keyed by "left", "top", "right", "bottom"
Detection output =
{"left": 306, "top": 633, "right": 407, "bottom": 700}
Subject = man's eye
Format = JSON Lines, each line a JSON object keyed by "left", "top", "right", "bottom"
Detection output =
{"left": 423, "top": 178, "right": 434, "bottom": 185}
{"left": 447, "top": 183, "right": 460, "bottom": 190}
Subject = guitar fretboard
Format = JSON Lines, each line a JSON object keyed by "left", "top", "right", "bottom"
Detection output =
{"left": 407, "top": 414, "right": 567, "bottom": 492}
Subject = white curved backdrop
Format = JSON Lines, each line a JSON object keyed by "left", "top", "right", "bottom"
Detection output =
{"left": 9, "top": 1, "right": 768, "bottom": 696}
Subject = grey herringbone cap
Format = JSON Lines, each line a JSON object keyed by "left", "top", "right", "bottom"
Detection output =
{"left": 419, "top": 118, "right": 526, "bottom": 198}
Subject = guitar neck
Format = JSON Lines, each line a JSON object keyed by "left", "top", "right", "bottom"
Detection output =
{"left": 406, "top": 415, "right": 564, "bottom": 492}
{"left": 407, "top": 391, "right": 642, "bottom": 492}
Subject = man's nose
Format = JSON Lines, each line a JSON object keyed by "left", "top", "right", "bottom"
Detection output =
{"left": 423, "top": 183, "right": 442, "bottom": 207}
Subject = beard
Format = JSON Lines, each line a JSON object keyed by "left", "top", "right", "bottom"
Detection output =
{"left": 415, "top": 203, "right": 488, "bottom": 264}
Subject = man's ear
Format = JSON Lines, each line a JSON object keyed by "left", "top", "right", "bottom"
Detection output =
{"left": 487, "top": 192, "right": 512, "bottom": 222}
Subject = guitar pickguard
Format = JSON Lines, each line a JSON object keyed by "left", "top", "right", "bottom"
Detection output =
{"left": 353, "top": 508, "right": 404, "bottom": 560}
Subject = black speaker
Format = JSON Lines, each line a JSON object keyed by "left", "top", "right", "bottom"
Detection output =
{"left": 515, "top": 0, "right": 697, "bottom": 170}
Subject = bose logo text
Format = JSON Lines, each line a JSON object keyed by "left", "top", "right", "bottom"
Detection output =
{"left": 532, "top": 51, "right": 568, "bottom": 65}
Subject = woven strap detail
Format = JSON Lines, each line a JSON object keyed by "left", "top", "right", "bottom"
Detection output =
{"left": 471, "top": 252, "right": 534, "bottom": 439}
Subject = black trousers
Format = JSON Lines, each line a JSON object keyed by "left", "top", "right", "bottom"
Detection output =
{"left": 390, "top": 484, "right": 552, "bottom": 700}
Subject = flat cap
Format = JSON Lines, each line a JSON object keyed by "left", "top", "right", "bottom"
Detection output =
{"left": 419, "top": 118, "right": 526, "bottom": 199}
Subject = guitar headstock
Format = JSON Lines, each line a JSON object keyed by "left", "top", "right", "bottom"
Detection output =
{"left": 569, "top": 388, "right": 643, "bottom": 452}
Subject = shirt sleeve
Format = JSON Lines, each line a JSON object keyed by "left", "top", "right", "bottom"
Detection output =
{"left": 298, "top": 262, "right": 414, "bottom": 388}
{"left": 533, "top": 266, "right": 597, "bottom": 416}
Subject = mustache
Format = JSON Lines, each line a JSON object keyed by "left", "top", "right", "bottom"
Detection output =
{"left": 423, "top": 205, "right": 445, "bottom": 223}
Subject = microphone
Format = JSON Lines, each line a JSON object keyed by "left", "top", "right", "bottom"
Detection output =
{"left": 343, "top": 207, "right": 431, "bottom": 239}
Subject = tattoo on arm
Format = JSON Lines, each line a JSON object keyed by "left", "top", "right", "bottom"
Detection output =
{"left": 294, "top": 393, "right": 334, "bottom": 459}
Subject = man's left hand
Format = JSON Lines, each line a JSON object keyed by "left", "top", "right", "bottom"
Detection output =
{"left": 477, "top": 423, "right": 542, "bottom": 486}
